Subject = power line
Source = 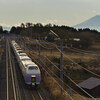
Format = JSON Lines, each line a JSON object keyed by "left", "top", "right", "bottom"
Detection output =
{"left": 30, "top": 52, "right": 74, "bottom": 100}
{"left": 21, "top": 37, "right": 100, "bottom": 78}
{"left": 66, "top": 47, "right": 100, "bottom": 57}
{"left": 32, "top": 52, "right": 87, "bottom": 100}
{"left": 18, "top": 36, "right": 96, "bottom": 99}
{"left": 71, "top": 47, "right": 100, "bottom": 54}
{"left": 17, "top": 39, "right": 88, "bottom": 99}
{"left": 41, "top": 40, "right": 100, "bottom": 78}
{"left": 26, "top": 45, "right": 96, "bottom": 100}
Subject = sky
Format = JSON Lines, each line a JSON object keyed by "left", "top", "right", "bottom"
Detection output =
{"left": 0, "top": 0, "right": 100, "bottom": 27}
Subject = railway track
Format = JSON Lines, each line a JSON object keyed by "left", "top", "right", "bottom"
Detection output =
{"left": 10, "top": 39, "right": 48, "bottom": 100}
{"left": 0, "top": 38, "right": 7, "bottom": 100}
{"left": 0, "top": 35, "right": 48, "bottom": 100}
{"left": 6, "top": 39, "right": 21, "bottom": 100}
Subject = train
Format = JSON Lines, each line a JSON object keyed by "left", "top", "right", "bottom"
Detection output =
{"left": 11, "top": 40, "right": 41, "bottom": 86}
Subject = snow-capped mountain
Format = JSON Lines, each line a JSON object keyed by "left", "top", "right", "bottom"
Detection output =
{"left": 74, "top": 15, "right": 100, "bottom": 32}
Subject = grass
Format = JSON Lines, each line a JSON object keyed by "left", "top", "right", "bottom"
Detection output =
{"left": 19, "top": 37, "right": 100, "bottom": 100}
{"left": 90, "top": 44, "right": 100, "bottom": 49}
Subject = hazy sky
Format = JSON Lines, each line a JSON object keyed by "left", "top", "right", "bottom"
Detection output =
{"left": 0, "top": 0, "right": 100, "bottom": 27}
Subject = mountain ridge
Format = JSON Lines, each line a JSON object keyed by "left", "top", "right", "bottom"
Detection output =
{"left": 3, "top": 26, "right": 11, "bottom": 31}
{"left": 74, "top": 15, "right": 100, "bottom": 32}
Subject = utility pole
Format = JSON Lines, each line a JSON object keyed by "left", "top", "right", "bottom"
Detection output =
{"left": 38, "top": 36, "right": 40, "bottom": 66}
{"left": 24, "top": 37, "right": 26, "bottom": 51}
{"left": 60, "top": 40, "right": 63, "bottom": 98}
{"left": 50, "top": 30, "right": 63, "bottom": 97}
{"left": 31, "top": 37, "right": 48, "bottom": 67}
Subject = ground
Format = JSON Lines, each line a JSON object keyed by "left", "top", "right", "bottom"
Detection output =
{"left": 18, "top": 36, "right": 100, "bottom": 100}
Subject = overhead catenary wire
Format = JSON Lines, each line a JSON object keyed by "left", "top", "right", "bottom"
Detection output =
{"left": 20, "top": 36, "right": 100, "bottom": 78}
{"left": 71, "top": 46, "right": 100, "bottom": 54}
{"left": 20, "top": 38, "right": 96, "bottom": 100}
{"left": 39, "top": 40, "right": 100, "bottom": 78}
{"left": 66, "top": 47, "right": 100, "bottom": 57}
{"left": 31, "top": 49, "right": 96, "bottom": 100}
{"left": 18, "top": 36, "right": 96, "bottom": 99}
{"left": 42, "top": 39, "right": 100, "bottom": 57}
{"left": 17, "top": 38, "right": 88, "bottom": 100}
{"left": 29, "top": 52, "right": 74, "bottom": 100}
{"left": 32, "top": 51, "right": 87, "bottom": 100}
{"left": 41, "top": 39, "right": 100, "bottom": 55}
{"left": 23, "top": 37, "right": 56, "bottom": 50}
{"left": 57, "top": 47, "right": 100, "bottom": 78}
{"left": 35, "top": 40, "right": 56, "bottom": 50}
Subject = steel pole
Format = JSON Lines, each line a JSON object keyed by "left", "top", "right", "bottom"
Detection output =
{"left": 38, "top": 36, "right": 40, "bottom": 66}
{"left": 60, "top": 40, "right": 63, "bottom": 98}
{"left": 24, "top": 37, "right": 25, "bottom": 50}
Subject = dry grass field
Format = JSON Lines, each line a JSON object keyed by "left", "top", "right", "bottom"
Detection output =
{"left": 18, "top": 37, "right": 100, "bottom": 100}
{"left": 90, "top": 44, "right": 100, "bottom": 49}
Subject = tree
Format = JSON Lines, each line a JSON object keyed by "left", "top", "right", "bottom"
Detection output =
{"left": 10, "top": 26, "right": 16, "bottom": 33}
{"left": 26, "top": 23, "right": 33, "bottom": 28}
{"left": 21, "top": 23, "right": 25, "bottom": 28}
{"left": 34, "top": 23, "right": 43, "bottom": 27}
{"left": 0, "top": 26, "right": 3, "bottom": 33}
{"left": 45, "top": 23, "right": 52, "bottom": 27}
{"left": 3, "top": 30, "right": 8, "bottom": 34}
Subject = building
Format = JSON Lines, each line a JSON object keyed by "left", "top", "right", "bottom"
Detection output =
{"left": 78, "top": 77, "right": 100, "bottom": 97}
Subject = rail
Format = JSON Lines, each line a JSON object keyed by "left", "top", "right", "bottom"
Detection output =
{"left": 6, "top": 39, "right": 21, "bottom": 100}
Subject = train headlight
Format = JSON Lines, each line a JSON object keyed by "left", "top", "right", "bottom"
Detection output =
{"left": 31, "top": 75, "right": 36, "bottom": 82}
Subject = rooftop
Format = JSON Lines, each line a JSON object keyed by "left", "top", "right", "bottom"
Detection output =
{"left": 78, "top": 77, "right": 100, "bottom": 89}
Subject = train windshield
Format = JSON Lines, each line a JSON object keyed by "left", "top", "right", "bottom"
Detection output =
{"left": 28, "top": 66, "right": 38, "bottom": 70}
{"left": 27, "top": 66, "right": 40, "bottom": 74}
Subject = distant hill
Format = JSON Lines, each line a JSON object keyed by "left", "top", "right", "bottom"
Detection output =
{"left": 3, "top": 26, "right": 11, "bottom": 31}
{"left": 74, "top": 15, "right": 100, "bottom": 32}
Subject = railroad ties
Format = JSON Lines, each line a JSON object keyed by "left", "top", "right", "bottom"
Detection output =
{"left": 5, "top": 39, "right": 47, "bottom": 100}
{"left": 6, "top": 39, "right": 19, "bottom": 100}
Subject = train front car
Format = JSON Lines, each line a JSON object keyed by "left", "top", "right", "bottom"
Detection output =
{"left": 25, "top": 63, "right": 41, "bottom": 87}
{"left": 11, "top": 40, "right": 41, "bottom": 87}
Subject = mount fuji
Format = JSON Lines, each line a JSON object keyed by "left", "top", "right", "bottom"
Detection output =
{"left": 74, "top": 15, "right": 100, "bottom": 32}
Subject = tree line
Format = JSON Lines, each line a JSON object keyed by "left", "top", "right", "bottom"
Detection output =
{"left": 0, "top": 26, "right": 3, "bottom": 33}
{"left": 9, "top": 22, "right": 100, "bottom": 49}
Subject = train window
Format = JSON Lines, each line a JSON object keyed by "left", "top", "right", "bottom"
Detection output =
{"left": 19, "top": 54, "right": 26, "bottom": 56}
{"left": 22, "top": 58, "right": 30, "bottom": 60}
{"left": 18, "top": 51, "right": 24, "bottom": 53}
{"left": 17, "top": 49, "right": 22, "bottom": 50}
{"left": 29, "top": 66, "right": 38, "bottom": 70}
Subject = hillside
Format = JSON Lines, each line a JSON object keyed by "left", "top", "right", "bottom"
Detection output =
{"left": 74, "top": 15, "right": 100, "bottom": 32}
{"left": 3, "top": 26, "right": 11, "bottom": 31}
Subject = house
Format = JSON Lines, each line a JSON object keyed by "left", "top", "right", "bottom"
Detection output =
{"left": 78, "top": 77, "right": 100, "bottom": 97}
